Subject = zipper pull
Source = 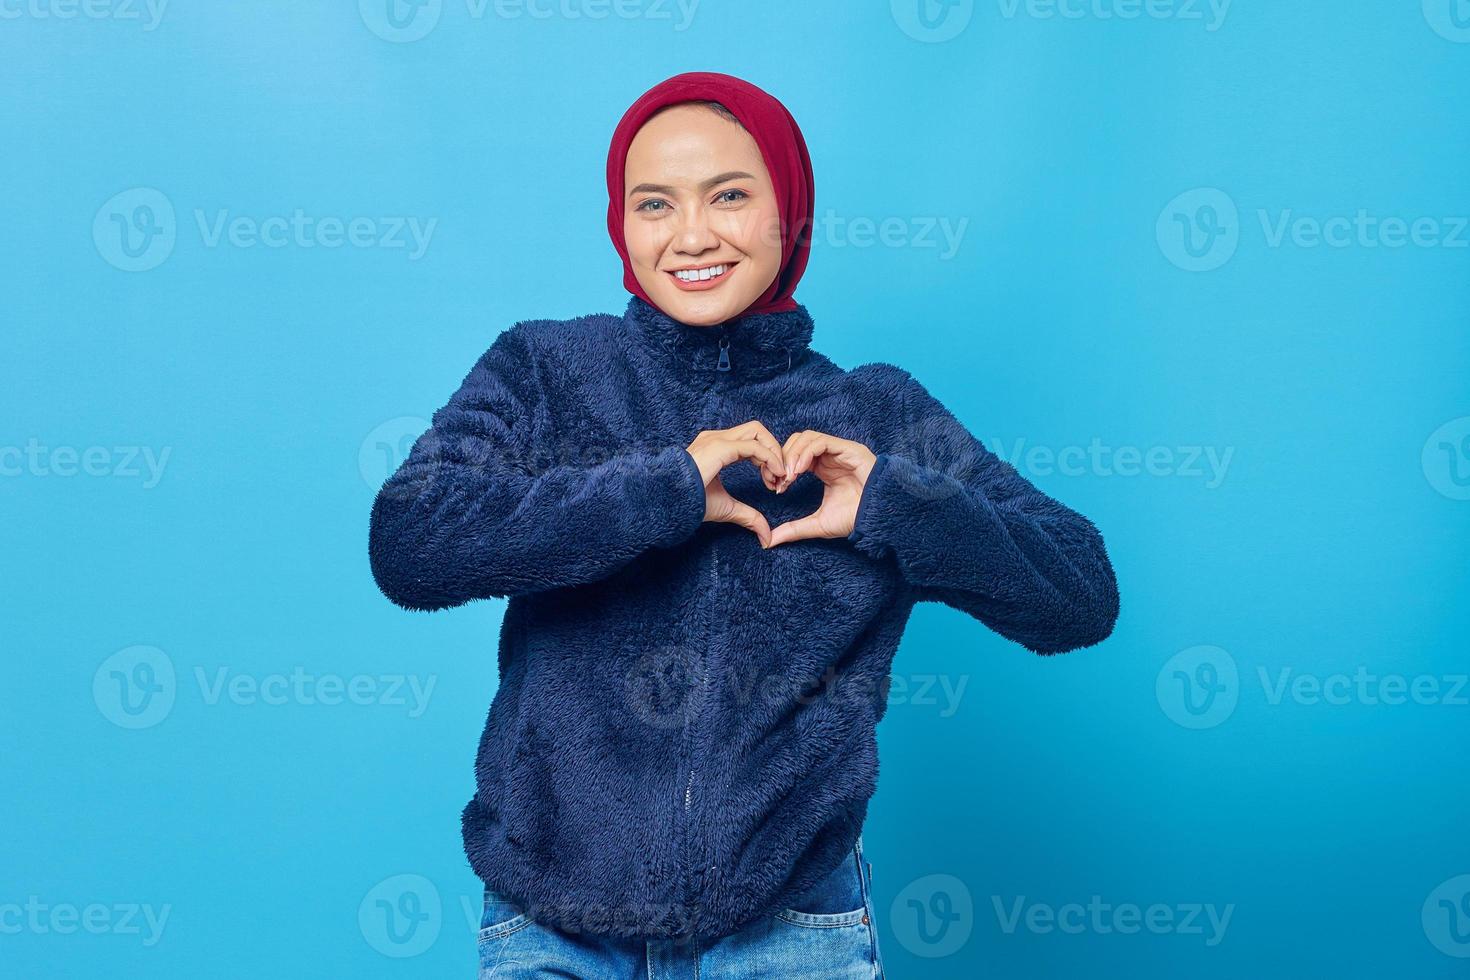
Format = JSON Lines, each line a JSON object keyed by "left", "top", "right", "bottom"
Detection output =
{"left": 717, "top": 336, "right": 731, "bottom": 372}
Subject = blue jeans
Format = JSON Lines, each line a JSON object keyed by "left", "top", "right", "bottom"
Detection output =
{"left": 476, "top": 836, "right": 886, "bottom": 979}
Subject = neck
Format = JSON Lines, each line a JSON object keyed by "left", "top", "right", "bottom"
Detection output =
{"left": 623, "top": 294, "right": 815, "bottom": 381}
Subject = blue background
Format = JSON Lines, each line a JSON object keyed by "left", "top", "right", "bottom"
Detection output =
{"left": 4, "top": 1, "right": 1468, "bottom": 977}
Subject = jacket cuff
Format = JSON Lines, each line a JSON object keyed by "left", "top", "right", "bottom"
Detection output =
{"left": 647, "top": 445, "right": 708, "bottom": 549}
{"left": 846, "top": 451, "right": 969, "bottom": 562}
{"left": 847, "top": 452, "right": 897, "bottom": 559}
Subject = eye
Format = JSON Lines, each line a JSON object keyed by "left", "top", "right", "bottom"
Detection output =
{"left": 634, "top": 198, "right": 669, "bottom": 213}
{"left": 714, "top": 189, "right": 748, "bottom": 205}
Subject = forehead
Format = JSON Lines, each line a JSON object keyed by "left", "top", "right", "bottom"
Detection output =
{"left": 624, "top": 105, "right": 770, "bottom": 184}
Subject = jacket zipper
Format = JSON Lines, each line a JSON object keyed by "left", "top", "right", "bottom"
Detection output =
{"left": 680, "top": 341, "right": 727, "bottom": 926}
{"left": 685, "top": 543, "right": 718, "bottom": 818}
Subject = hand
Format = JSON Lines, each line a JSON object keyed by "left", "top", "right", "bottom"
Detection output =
{"left": 686, "top": 421, "right": 789, "bottom": 548}
{"left": 766, "top": 430, "right": 878, "bottom": 547}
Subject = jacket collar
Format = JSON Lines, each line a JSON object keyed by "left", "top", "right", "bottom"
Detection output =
{"left": 622, "top": 294, "right": 814, "bottom": 381}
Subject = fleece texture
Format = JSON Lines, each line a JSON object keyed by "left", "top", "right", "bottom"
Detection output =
{"left": 367, "top": 294, "right": 1120, "bottom": 943}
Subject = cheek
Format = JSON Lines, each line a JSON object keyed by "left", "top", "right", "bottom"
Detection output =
{"left": 722, "top": 208, "right": 784, "bottom": 266}
{"left": 622, "top": 218, "right": 664, "bottom": 265}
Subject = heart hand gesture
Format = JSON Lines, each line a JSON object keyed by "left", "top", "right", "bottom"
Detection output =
{"left": 765, "top": 430, "right": 877, "bottom": 547}
{"left": 685, "top": 420, "right": 788, "bottom": 548}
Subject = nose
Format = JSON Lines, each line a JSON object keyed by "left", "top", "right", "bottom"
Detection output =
{"left": 671, "top": 205, "right": 720, "bottom": 255}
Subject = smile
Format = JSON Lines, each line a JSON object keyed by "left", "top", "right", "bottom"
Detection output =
{"left": 667, "top": 262, "right": 737, "bottom": 290}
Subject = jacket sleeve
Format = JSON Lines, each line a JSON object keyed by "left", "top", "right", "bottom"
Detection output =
{"left": 368, "top": 323, "right": 708, "bottom": 610}
{"left": 845, "top": 369, "right": 1119, "bottom": 655}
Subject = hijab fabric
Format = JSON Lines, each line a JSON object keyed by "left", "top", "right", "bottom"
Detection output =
{"left": 605, "top": 71, "right": 814, "bottom": 318}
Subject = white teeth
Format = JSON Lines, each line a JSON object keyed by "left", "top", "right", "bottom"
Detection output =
{"left": 674, "top": 264, "right": 727, "bottom": 282}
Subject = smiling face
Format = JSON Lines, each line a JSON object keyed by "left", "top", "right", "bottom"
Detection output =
{"left": 622, "top": 103, "right": 784, "bottom": 326}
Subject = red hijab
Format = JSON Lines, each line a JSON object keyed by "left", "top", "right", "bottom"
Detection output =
{"left": 605, "top": 71, "right": 814, "bottom": 317}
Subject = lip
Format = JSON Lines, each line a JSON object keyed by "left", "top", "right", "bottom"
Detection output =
{"left": 665, "top": 261, "right": 738, "bottom": 291}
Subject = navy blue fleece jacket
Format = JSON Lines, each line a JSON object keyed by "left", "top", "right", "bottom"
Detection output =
{"left": 367, "top": 294, "right": 1119, "bottom": 943}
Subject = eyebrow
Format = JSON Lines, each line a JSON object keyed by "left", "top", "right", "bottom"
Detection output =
{"left": 627, "top": 171, "right": 756, "bottom": 198}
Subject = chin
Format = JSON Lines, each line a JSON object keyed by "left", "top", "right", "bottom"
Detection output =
{"left": 663, "top": 299, "right": 730, "bottom": 326}
{"left": 647, "top": 288, "right": 743, "bottom": 327}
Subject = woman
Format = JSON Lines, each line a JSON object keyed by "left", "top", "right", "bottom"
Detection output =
{"left": 368, "top": 70, "right": 1119, "bottom": 979}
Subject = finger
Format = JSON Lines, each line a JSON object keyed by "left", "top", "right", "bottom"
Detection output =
{"left": 789, "top": 434, "right": 834, "bottom": 485}
{"left": 768, "top": 511, "right": 829, "bottom": 547}
{"left": 727, "top": 435, "right": 786, "bottom": 479}
{"left": 759, "top": 459, "right": 780, "bottom": 492}
{"left": 777, "top": 430, "right": 815, "bottom": 491}
{"left": 722, "top": 500, "right": 773, "bottom": 548}
{"left": 782, "top": 431, "right": 828, "bottom": 490}
{"left": 736, "top": 421, "right": 787, "bottom": 477}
